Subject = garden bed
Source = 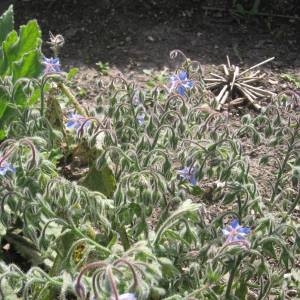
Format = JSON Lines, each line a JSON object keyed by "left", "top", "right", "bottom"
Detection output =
{"left": 0, "top": 2, "right": 299, "bottom": 299}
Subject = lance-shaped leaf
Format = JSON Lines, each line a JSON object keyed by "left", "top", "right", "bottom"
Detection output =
{"left": 0, "top": 19, "right": 42, "bottom": 77}
{"left": 0, "top": 86, "right": 10, "bottom": 119}
{"left": 79, "top": 165, "right": 116, "bottom": 198}
{"left": 12, "top": 50, "right": 42, "bottom": 82}
{"left": 11, "top": 51, "right": 42, "bottom": 108}
{"left": 0, "top": 5, "right": 14, "bottom": 46}
{"left": 153, "top": 199, "right": 200, "bottom": 245}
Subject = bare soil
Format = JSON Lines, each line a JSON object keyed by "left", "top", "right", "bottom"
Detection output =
{"left": 13, "top": 0, "right": 300, "bottom": 71}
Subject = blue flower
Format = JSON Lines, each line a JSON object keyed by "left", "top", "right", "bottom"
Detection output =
{"left": 136, "top": 112, "right": 145, "bottom": 125}
{"left": 222, "top": 219, "right": 251, "bottom": 244}
{"left": 42, "top": 56, "right": 61, "bottom": 74}
{"left": 177, "top": 166, "right": 197, "bottom": 185}
{"left": 0, "top": 161, "right": 16, "bottom": 176}
{"left": 110, "top": 293, "right": 136, "bottom": 300}
{"left": 132, "top": 90, "right": 141, "bottom": 106}
{"left": 169, "top": 70, "right": 193, "bottom": 96}
{"left": 119, "top": 293, "right": 136, "bottom": 300}
{"left": 65, "top": 113, "right": 89, "bottom": 131}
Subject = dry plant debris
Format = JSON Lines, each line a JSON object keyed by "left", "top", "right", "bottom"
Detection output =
{"left": 204, "top": 56, "right": 276, "bottom": 110}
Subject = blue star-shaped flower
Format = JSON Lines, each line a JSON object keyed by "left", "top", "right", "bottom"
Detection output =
{"left": 222, "top": 219, "right": 251, "bottom": 244}
{"left": 42, "top": 56, "right": 61, "bottom": 74}
{"left": 110, "top": 293, "right": 136, "bottom": 300}
{"left": 0, "top": 161, "right": 16, "bottom": 176}
{"left": 65, "top": 113, "right": 89, "bottom": 131}
{"left": 177, "top": 166, "right": 197, "bottom": 185}
{"left": 119, "top": 293, "right": 136, "bottom": 300}
{"left": 136, "top": 112, "right": 145, "bottom": 125}
{"left": 169, "top": 70, "right": 193, "bottom": 96}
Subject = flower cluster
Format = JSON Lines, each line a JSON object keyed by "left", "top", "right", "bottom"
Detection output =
{"left": 169, "top": 70, "right": 193, "bottom": 96}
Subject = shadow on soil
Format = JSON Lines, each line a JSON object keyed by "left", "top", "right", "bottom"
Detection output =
{"left": 10, "top": 0, "right": 300, "bottom": 73}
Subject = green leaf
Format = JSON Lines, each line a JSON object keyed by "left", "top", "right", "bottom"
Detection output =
{"left": 0, "top": 86, "right": 10, "bottom": 119}
{"left": 79, "top": 165, "right": 116, "bottom": 198}
{"left": 119, "top": 203, "right": 141, "bottom": 222}
{"left": 235, "top": 280, "right": 248, "bottom": 299}
{"left": 12, "top": 49, "right": 42, "bottom": 81}
{"left": 35, "top": 287, "right": 55, "bottom": 300}
{"left": 255, "top": 217, "right": 272, "bottom": 233}
{"left": 153, "top": 200, "right": 200, "bottom": 245}
{"left": 189, "top": 185, "right": 203, "bottom": 196}
{"left": 0, "top": 221, "right": 6, "bottom": 237}
{"left": 0, "top": 279, "right": 22, "bottom": 300}
{"left": 281, "top": 73, "right": 300, "bottom": 89}
{"left": 7, "top": 19, "right": 41, "bottom": 66}
{"left": 264, "top": 125, "right": 273, "bottom": 137}
{"left": 261, "top": 240, "right": 276, "bottom": 258}
{"left": 259, "top": 155, "right": 270, "bottom": 165}
{"left": 0, "top": 129, "right": 5, "bottom": 139}
{"left": 67, "top": 67, "right": 78, "bottom": 80}
{"left": 149, "top": 286, "right": 166, "bottom": 298}
{"left": 4, "top": 232, "right": 43, "bottom": 265}
{"left": 222, "top": 192, "right": 237, "bottom": 205}
{"left": 49, "top": 230, "right": 75, "bottom": 276}
{"left": 280, "top": 247, "right": 294, "bottom": 269}
{"left": 0, "top": 5, "right": 14, "bottom": 45}
{"left": 27, "top": 85, "right": 42, "bottom": 106}
{"left": 0, "top": 19, "right": 41, "bottom": 76}
{"left": 162, "top": 296, "right": 182, "bottom": 300}
{"left": 0, "top": 104, "right": 18, "bottom": 132}
{"left": 0, "top": 30, "right": 17, "bottom": 74}
{"left": 0, "top": 17, "right": 42, "bottom": 121}
{"left": 158, "top": 257, "right": 180, "bottom": 279}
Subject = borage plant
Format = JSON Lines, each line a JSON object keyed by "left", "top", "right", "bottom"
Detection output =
{"left": 0, "top": 5, "right": 299, "bottom": 300}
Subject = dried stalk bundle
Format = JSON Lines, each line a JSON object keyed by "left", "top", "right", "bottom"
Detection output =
{"left": 204, "top": 56, "right": 276, "bottom": 110}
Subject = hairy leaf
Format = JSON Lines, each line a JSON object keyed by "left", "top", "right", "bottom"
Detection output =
{"left": 0, "top": 5, "right": 14, "bottom": 46}
{"left": 1, "top": 20, "right": 41, "bottom": 76}
{"left": 79, "top": 165, "right": 116, "bottom": 198}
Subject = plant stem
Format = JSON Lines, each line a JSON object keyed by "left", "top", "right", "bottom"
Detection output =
{"left": 116, "top": 223, "right": 130, "bottom": 251}
{"left": 40, "top": 84, "right": 45, "bottom": 117}
{"left": 58, "top": 82, "right": 87, "bottom": 117}
{"left": 72, "top": 224, "right": 111, "bottom": 256}
{"left": 225, "top": 256, "right": 242, "bottom": 298}
{"left": 286, "top": 190, "right": 300, "bottom": 217}
{"left": 270, "top": 141, "right": 295, "bottom": 204}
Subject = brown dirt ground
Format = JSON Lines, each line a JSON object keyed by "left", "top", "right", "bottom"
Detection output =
{"left": 12, "top": 0, "right": 300, "bottom": 71}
